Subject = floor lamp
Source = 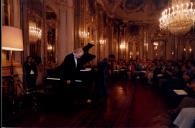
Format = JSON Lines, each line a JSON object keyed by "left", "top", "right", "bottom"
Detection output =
{"left": 2, "top": 26, "right": 23, "bottom": 114}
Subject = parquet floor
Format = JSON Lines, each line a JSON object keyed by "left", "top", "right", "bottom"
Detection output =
{"left": 6, "top": 80, "right": 170, "bottom": 127}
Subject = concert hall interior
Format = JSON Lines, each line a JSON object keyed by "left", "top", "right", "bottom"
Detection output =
{"left": 2, "top": 0, "right": 195, "bottom": 127}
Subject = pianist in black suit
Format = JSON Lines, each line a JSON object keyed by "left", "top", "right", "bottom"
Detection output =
{"left": 45, "top": 43, "right": 96, "bottom": 103}
{"left": 62, "top": 48, "right": 84, "bottom": 80}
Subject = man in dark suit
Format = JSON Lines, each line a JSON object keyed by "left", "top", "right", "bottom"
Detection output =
{"left": 62, "top": 48, "right": 84, "bottom": 81}
{"left": 61, "top": 44, "right": 96, "bottom": 104}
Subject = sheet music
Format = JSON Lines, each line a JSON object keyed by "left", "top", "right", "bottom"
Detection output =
{"left": 46, "top": 77, "right": 61, "bottom": 80}
{"left": 173, "top": 89, "right": 188, "bottom": 95}
{"left": 80, "top": 68, "right": 91, "bottom": 72}
{"left": 75, "top": 80, "right": 83, "bottom": 83}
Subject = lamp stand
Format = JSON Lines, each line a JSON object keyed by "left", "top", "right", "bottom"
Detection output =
{"left": 9, "top": 50, "right": 16, "bottom": 115}
{"left": 2, "top": 26, "right": 24, "bottom": 117}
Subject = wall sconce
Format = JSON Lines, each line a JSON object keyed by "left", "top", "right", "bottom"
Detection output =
{"left": 120, "top": 42, "right": 126, "bottom": 50}
{"left": 189, "top": 48, "right": 192, "bottom": 53}
{"left": 153, "top": 42, "right": 158, "bottom": 50}
{"left": 129, "top": 51, "right": 133, "bottom": 59}
{"left": 130, "top": 51, "right": 133, "bottom": 55}
{"left": 99, "top": 39, "right": 106, "bottom": 45}
{"left": 29, "top": 21, "right": 42, "bottom": 42}
{"left": 153, "top": 42, "right": 159, "bottom": 46}
{"left": 184, "top": 48, "right": 186, "bottom": 52}
{"left": 79, "top": 30, "right": 89, "bottom": 39}
{"left": 47, "top": 44, "right": 53, "bottom": 51}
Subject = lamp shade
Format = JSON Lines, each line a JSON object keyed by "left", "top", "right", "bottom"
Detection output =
{"left": 2, "top": 26, "right": 23, "bottom": 51}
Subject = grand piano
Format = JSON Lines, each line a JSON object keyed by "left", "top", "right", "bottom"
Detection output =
{"left": 45, "top": 43, "right": 96, "bottom": 103}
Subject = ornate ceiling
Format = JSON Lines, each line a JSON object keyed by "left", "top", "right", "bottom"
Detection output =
{"left": 97, "top": 0, "right": 168, "bottom": 24}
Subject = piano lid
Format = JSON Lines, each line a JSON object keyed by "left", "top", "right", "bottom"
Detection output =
{"left": 80, "top": 43, "right": 96, "bottom": 64}
{"left": 83, "top": 43, "right": 94, "bottom": 53}
{"left": 80, "top": 53, "right": 96, "bottom": 65}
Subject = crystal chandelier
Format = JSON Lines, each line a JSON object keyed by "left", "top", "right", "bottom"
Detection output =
{"left": 159, "top": 0, "right": 195, "bottom": 35}
{"left": 29, "top": 21, "right": 42, "bottom": 42}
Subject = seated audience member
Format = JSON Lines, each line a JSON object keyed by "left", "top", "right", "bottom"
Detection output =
{"left": 170, "top": 79, "right": 195, "bottom": 113}
{"left": 152, "top": 96, "right": 195, "bottom": 128}
{"left": 96, "top": 58, "right": 109, "bottom": 99}
{"left": 185, "top": 79, "right": 195, "bottom": 97}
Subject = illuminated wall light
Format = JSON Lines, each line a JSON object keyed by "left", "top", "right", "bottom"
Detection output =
{"left": 47, "top": 44, "right": 53, "bottom": 51}
{"left": 189, "top": 48, "right": 192, "bottom": 52}
{"left": 29, "top": 21, "right": 42, "bottom": 42}
{"left": 129, "top": 51, "right": 133, "bottom": 55}
{"left": 130, "top": 55, "right": 132, "bottom": 58}
{"left": 79, "top": 30, "right": 89, "bottom": 38}
{"left": 129, "top": 51, "right": 133, "bottom": 58}
{"left": 120, "top": 42, "right": 126, "bottom": 50}
{"left": 99, "top": 39, "right": 106, "bottom": 45}
{"left": 153, "top": 42, "right": 158, "bottom": 50}
{"left": 153, "top": 42, "right": 159, "bottom": 46}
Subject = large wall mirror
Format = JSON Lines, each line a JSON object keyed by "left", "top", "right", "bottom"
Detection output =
{"left": 46, "top": 6, "right": 57, "bottom": 64}
{"left": 22, "top": 0, "right": 58, "bottom": 66}
{"left": 21, "top": 0, "right": 44, "bottom": 62}
{"left": 28, "top": 12, "right": 42, "bottom": 57}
